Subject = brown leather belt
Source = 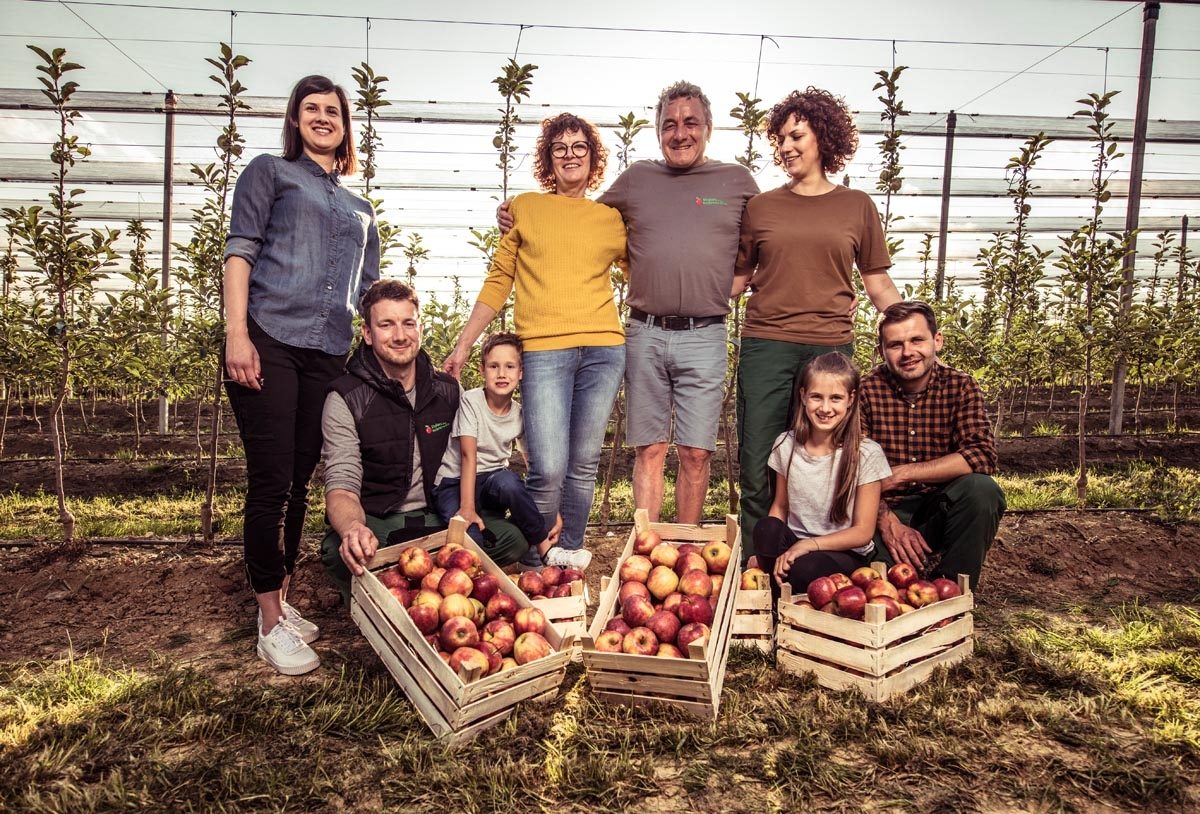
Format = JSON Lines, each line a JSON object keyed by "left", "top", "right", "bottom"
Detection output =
{"left": 628, "top": 308, "right": 725, "bottom": 331}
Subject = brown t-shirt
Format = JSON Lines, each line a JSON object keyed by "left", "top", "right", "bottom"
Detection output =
{"left": 737, "top": 185, "right": 892, "bottom": 345}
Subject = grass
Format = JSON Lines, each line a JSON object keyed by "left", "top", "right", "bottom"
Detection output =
{"left": 1, "top": 604, "right": 1197, "bottom": 812}
{"left": 997, "top": 460, "right": 1200, "bottom": 520}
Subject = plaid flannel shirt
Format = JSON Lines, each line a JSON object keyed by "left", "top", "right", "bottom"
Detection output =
{"left": 859, "top": 361, "right": 997, "bottom": 506}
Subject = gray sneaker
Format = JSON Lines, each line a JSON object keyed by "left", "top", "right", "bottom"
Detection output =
{"left": 544, "top": 547, "right": 592, "bottom": 570}
{"left": 257, "top": 620, "right": 320, "bottom": 676}
{"left": 258, "top": 602, "right": 319, "bottom": 645}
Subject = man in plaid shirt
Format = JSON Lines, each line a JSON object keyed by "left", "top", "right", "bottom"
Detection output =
{"left": 859, "top": 301, "right": 1005, "bottom": 588}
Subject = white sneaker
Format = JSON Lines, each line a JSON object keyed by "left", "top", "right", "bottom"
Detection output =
{"left": 545, "top": 547, "right": 592, "bottom": 570}
{"left": 257, "top": 620, "right": 320, "bottom": 676}
{"left": 281, "top": 600, "right": 320, "bottom": 644}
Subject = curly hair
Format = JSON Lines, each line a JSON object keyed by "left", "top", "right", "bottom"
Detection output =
{"left": 532, "top": 113, "right": 608, "bottom": 193}
{"left": 766, "top": 87, "right": 859, "bottom": 176}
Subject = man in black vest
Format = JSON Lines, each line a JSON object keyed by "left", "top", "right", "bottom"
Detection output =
{"left": 320, "top": 280, "right": 528, "bottom": 601}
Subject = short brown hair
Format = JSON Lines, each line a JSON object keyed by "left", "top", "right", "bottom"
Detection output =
{"left": 359, "top": 279, "right": 419, "bottom": 323}
{"left": 282, "top": 74, "right": 358, "bottom": 176}
{"left": 481, "top": 331, "right": 523, "bottom": 363}
{"left": 532, "top": 113, "right": 608, "bottom": 193}
{"left": 767, "top": 87, "right": 858, "bottom": 175}
{"left": 878, "top": 300, "right": 938, "bottom": 344}
{"left": 655, "top": 80, "right": 712, "bottom": 133}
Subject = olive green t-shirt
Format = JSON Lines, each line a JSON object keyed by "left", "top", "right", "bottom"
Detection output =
{"left": 737, "top": 185, "right": 892, "bottom": 345}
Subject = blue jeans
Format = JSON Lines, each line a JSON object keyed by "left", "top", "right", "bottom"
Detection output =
{"left": 520, "top": 344, "right": 625, "bottom": 563}
{"left": 433, "top": 469, "right": 548, "bottom": 549}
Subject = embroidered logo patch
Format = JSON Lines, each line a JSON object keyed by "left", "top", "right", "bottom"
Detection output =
{"left": 694, "top": 196, "right": 728, "bottom": 206}
{"left": 424, "top": 421, "right": 450, "bottom": 434}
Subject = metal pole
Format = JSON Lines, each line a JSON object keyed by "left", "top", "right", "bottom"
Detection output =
{"left": 1179, "top": 214, "right": 1190, "bottom": 302}
{"left": 1108, "top": 1, "right": 1159, "bottom": 436}
{"left": 158, "top": 89, "right": 177, "bottom": 435}
{"left": 934, "top": 110, "right": 956, "bottom": 301}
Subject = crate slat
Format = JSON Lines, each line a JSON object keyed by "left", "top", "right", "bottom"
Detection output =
{"left": 731, "top": 614, "right": 775, "bottom": 635}
{"left": 592, "top": 689, "right": 721, "bottom": 720}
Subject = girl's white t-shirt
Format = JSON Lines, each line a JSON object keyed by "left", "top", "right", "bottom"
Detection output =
{"left": 767, "top": 433, "right": 892, "bottom": 556}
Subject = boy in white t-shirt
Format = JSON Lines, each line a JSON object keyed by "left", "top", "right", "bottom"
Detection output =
{"left": 433, "top": 333, "right": 553, "bottom": 559}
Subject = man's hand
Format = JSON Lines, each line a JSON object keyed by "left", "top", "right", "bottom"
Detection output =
{"left": 496, "top": 197, "right": 515, "bottom": 236}
{"left": 879, "top": 512, "right": 931, "bottom": 569}
{"left": 442, "top": 346, "right": 469, "bottom": 380}
{"left": 338, "top": 520, "right": 380, "bottom": 576}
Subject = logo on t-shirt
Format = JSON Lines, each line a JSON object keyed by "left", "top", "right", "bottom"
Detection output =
{"left": 694, "top": 196, "right": 728, "bottom": 206}
{"left": 424, "top": 421, "right": 450, "bottom": 435}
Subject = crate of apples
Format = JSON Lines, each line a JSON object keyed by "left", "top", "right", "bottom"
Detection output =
{"left": 775, "top": 561, "right": 974, "bottom": 702}
{"left": 350, "top": 518, "right": 575, "bottom": 742}
{"left": 515, "top": 566, "right": 590, "bottom": 658}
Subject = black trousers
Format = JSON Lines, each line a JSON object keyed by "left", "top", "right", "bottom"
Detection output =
{"left": 752, "top": 516, "right": 872, "bottom": 596}
{"left": 225, "top": 319, "right": 345, "bottom": 594}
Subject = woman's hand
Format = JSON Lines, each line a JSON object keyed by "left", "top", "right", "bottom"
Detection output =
{"left": 773, "top": 540, "right": 811, "bottom": 585}
{"left": 225, "top": 331, "right": 262, "bottom": 391}
{"left": 442, "top": 345, "right": 470, "bottom": 380}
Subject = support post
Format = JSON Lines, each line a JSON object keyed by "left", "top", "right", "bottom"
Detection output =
{"left": 934, "top": 110, "right": 956, "bottom": 301}
{"left": 1108, "top": 1, "right": 1159, "bottom": 436}
{"left": 158, "top": 89, "right": 177, "bottom": 434}
{"left": 1178, "top": 214, "right": 1189, "bottom": 303}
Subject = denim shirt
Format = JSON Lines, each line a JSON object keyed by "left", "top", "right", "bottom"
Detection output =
{"left": 225, "top": 153, "right": 380, "bottom": 355}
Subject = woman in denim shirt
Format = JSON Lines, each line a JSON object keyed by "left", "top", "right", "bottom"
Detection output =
{"left": 223, "top": 74, "right": 379, "bottom": 675}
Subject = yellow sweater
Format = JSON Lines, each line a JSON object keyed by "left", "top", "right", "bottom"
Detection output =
{"left": 477, "top": 192, "right": 627, "bottom": 352}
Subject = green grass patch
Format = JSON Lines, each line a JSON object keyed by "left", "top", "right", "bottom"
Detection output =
{"left": 997, "top": 460, "right": 1200, "bottom": 519}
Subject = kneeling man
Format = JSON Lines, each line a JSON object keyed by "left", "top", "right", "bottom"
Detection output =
{"left": 860, "top": 301, "right": 1005, "bottom": 588}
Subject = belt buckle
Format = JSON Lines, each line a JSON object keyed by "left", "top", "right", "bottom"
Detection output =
{"left": 662, "top": 315, "right": 690, "bottom": 330}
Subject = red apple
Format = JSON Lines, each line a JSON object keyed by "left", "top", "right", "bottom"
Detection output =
{"left": 411, "top": 589, "right": 443, "bottom": 612}
{"left": 422, "top": 567, "right": 447, "bottom": 592}
{"left": 604, "top": 618, "right": 632, "bottom": 636}
{"left": 864, "top": 578, "right": 900, "bottom": 601}
{"left": 540, "top": 565, "right": 563, "bottom": 587}
{"left": 439, "top": 616, "right": 479, "bottom": 651}
{"left": 645, "top": 610, "right": 681, "bottom": 645}
{"left": 517, "top": 571, "right": 544, "bottom": 597}
{"left": 906, "top": 580, "right": 939, "bottom": 608}
{"left": 829, "top": 573, "right": 853, "bottom": 592}
{"left": 514, "top": 606, "right": 547, "bottom": 636}
{"left": 850, "top": 566, "right": 881, "bottom": 589}
{"left": 867, "top": 595, "right": 901, "bottom": 621}
{"left": 619, "top": 581, "right": 651, "bottom": 605}
{"left": 439, "top": 593, "right": 475, "bottom": 623}
{"left": 622, "top": 626, "right": 659, "bottom": 656}
{"left": 897, "top": 602, "right": 917, "bottom": 614}
{"left": 499, "top": 657, "right": 519, "bottom": 672}
{"left": 438, "top": 651, "right": 452, "bottom": 665}
{"left": 646, "top": 565, "right": 680, "bottom": 600}
{"left": 677, "top": 543, "right": 702, "bottom": 558}
{"left": 633, "top": 528, "right": 661, "bottom": 556}
{"left": 676, "top": 622, "right": 711, "bottom": 656}
{"left": 474, "top": 640, "right": 503, "bottom": 675}
{"left": 407, "top": 603, "right": 440, "bottom": 635}
{"left": 674, "top": 552, "right": 707, "bottom": 578}
{"left": 560, "top": 568, "right": 584, "bottom": 584}
{"left": 397, "top": 546, "right": 434, "bottom": 581}
{"left": 888, "top": 563, "right": 918, "bottom": 590}
{"left": 710, "top": 573, "right": 725, "bottom": 598}
{"left": 449, "top": 645, "right": 489, "bottom": 679}
{"left": 434, "top": 542, "right": 463, "bottom": 569}
{"left": 701, "top": 541, "right": 732, "bottom": 575}
{"left": 662, "top": 592, "right": 684, "bottom": 616}
{"left": 438, "top": 568, "right": 473, "bottom": 597}
{"left": 819, "top": 602, "right": 836, "bottom": 614}
{"left": 833, "top": 586, "right": 868, "bottom": 620}
{"left": 932, "top": 578, "right": 962, "bottom": 600}
{"left": 469, "top": 598, "right": 486, "bottom": 628}
{"left": 594, "top": 630, "right": 624, "bottom": 652}
{"left": 447, "top": 547, "right": 481, "bottom": 577}
{"left": 649, "top": 542, "right": 680, "bottom": 569}
{"left": 656, "top": 643, "right": 683, "bottom": 659}
{"left": 621, "top": 594, "right": 655, "bottom": 627}
{"left": 387, "top": 585, "right": 412, "bottom": 608}
{"left": 741, "top": 568, "right": 769, "bottom": 590}
{"left": 482, "top": 619, "right": 516, "bottom": 655}
{"left": 379, "top": 566, "right": 407, "bottom": 590}
{"left": 485, "top": 592, "right": 518, "bottom": 621}
{"left": 807, "top": 576, "right": 838, "bottom": 608}
{"left": 470, "top": 574, "right": 500, "bottom": 604}
{"left": 513, "top": 631, "right": 553, "bottom": 664}
{"left": 619, "top": 555, "right": 653, "bottom": 584}
{"left": 424, "top": 633, "right": 440, "bottom": 651}
{"left": 678, "top": 594, "right": 714, "bottom": 626}
{"left": 678, "top": 569, "right": 713, "bottom": 598}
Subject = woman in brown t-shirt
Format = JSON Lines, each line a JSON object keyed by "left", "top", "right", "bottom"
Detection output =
{"left": 733, "top": 87, "right": 902, "bottom": 557}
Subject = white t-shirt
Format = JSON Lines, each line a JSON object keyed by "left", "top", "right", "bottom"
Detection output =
{"left": 767, "top": 433, "right": 892, "bottom": 556}
{"left": 434, "top": 388, "right": 524, "bottom": 484}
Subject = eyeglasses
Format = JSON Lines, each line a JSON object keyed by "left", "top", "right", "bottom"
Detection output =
{"left": 550, "top": 141, "right": 591, "bottom": 159}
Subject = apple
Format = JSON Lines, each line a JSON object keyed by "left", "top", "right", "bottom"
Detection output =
{"left": 677, "top": 543, "right": 702, "bottom": 558}
{"left": 833, "top": 586, "right": 867, "bottom": 620}
{"left": 604, "top": 618, "right": 632, "bottom": 636}
{"left": 517, "top": 571, "right": 544, "bottom": 597}
{"left": 622, "top": 627, "right": 659, "bottom": 656}
{"left": 676, "top": 622, "right": 711, "bottom": 656}
{"left": 645, "top": 610, "right": 681, "bottom": 645}
{"left": 387, "top": 585, "right": 412, "bottom": 608}
{"left": 906, "top": 580, "right": 939, "bottom": 608}
{"left": 514, "top": 606, "right": 547, "bottom": 636}
{"left": 446, "top": 547, "right": 481, "bottom": 577}
{"left": 633, "top": 528, "right": 662, "bottom": 556}
{"left": 674, "top": 552, "right": 707, "bottom": 578}
{"left": 449, "top": 645, "right": 490, "bottom": 679}
{"left": 656, "top": 643, "right": 683, "bottom": 659}
{"left": 864, "top": 578, "right": 900, "bottom": 601}
{"left": 793, "top": 595, "right": 812, "bottom": 607}
{"left": 932, "top": 578, "right": 962, "bottom": 600}
{"left": 701, "top": 542, "right": 732, "bottom": 575}
{"left": 469, "top": 598, "right": 486, "bottom": 628}
{"left": 438, "top": 567, "right": 474, "bottom": 597}
{"left": 424, "top": 633, "right": 440, "bottom": 651}
{"left": 678, "top": 594, "right": 714, "bottom": 626}
{"left": 397, "top": 546, "right": 434, "bottom": 581}
{"left": 474, "top": 641, "right": 504, "bottom": 675}
{"left": 646, "top": 565, "right": 680, "bottom": 600}
{"left": 439, "top": 651, "right": 452, "bottom": 665}
{"left": 439, "top": 616, "right": 479, "bottom": 650}
{"left": 499, "top": 657, "right": 519, "bottom": 672}
{"left": 710, "top": 574, "right": 725, "bottom": 598}
{"left": 622, "top": 595, "right": 656, "bottom": 627}
{"left": 819, "top": 602, "right": 836, "bottom": 614}
{"left": 619, "top": 555, "right": 653, "bottom": 584}
{"left": 740, "top": 568, "right": 769, "bottom": 590}
{"left": 513, "top": 632, "right": 553, "bottom": 664}
{"left": 470, "top": 574, "right": 500, "bottom": 605}
{"left": 594, "top": 630, "right": 624, "bottom": 652}
{"left": 411, "top": 589, "right": 443, "bottom": 612}
{"left": 434, "top": 542, "right": 463, "bottom": 569}
{"left": 619, "top": 581, "right": 651, "bottom": 605}
{"left": 829, "top": 573, "right": 853, "bottom": 592}
{"left": 649, "top": 542, "right": 680, "bottom": 569}
{"left": 867, "top": 595, "right": 901, "bottom": 620}
{"left": 560, "top": 568, "right": 584, "bottom": 584}
{"left": 422, "top": 567, "right": 447, "bottom": 592}
{"left": 888, "top": 563, "right": 918, "bottom": 590}
{"left": 662, "top": 592, "right": 684, "bottom": 616}
{"left": 379, "top": 566, "right": 407, "bottom": 590}
{"left": 850, "top": 566, "right": 881, "bottom": 589}
{"left": 439, "top": 593, "right": 475, "bottom": 623}
{"left": 897, "top": 602, "right": 917, "bottom": 614}
{"left": 407, "top": 604, "right": 440, "bottom": 635}
{"left": 540, "top": 565, "right": 563, "bottom": 587}
{"left": 678, "top": 569, "right": 713, "bottom": 598}
{"left": 485, "top": 592, "right": 518, "bottom": 621}
{"left": 482, "top": 619, "right": 516, "bottom": 655}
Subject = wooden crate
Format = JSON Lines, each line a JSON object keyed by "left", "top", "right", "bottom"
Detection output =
{"left": 731, "top": 570, "right": 774, "bottom": 653}
{"left": 349, "top": 518, "right": 576, "bottom": 744}
{"left": 532, "top": 579, "right": 590, "bottom": 661}
{"left": 580, "top": 508, "right": 741, "bottom": 720}
{"left": 775, "top": 563, "right": 973, "bottom": 701}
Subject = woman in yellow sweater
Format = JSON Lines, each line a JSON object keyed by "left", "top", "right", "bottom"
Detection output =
{"left": 444, "top": 113, "right": 627, "bottom": 570}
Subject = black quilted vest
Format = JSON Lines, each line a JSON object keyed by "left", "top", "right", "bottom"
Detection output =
{"left": 329, "top": 344, "right": 459, "bottom": 517}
